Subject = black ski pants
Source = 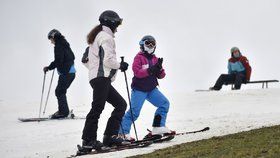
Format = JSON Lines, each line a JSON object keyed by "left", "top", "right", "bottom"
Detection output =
{"left": 82, "top": 77, "right": 127, "bottom": 141}
{"left": 55, "top": 73, "right": 75, "bottom": 115}
{"left": 213, "top": 73, "right": 246, "bottom": 90}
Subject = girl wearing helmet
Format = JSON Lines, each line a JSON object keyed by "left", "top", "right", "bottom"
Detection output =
{"left": 119, "top": 35, "right": 174, "bottom": 141}
{"left": 79, "top": 10, "right": 130, "bottom": 153}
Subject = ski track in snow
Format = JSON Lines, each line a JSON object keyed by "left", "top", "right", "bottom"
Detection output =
{"left": 0, "top": 89, "right": 280, "bottom": 158}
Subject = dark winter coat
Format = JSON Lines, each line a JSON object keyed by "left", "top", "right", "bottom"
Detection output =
{"left": 48, "top": 37, "right": 75, "bottom": 74}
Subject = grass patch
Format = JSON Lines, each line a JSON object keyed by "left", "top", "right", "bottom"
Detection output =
{"left": 130, "top": 125, "right": 280, "bottom": 158}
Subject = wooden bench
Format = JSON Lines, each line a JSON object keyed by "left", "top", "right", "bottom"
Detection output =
{"left": 231, "top": 79, "right": 279, "bottom": 89}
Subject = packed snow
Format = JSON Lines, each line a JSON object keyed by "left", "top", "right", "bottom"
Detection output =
{"left": 0, "top": 88, "right": 280, "bottom": 158}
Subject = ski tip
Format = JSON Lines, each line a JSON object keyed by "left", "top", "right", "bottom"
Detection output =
{"left": 203, "top": 127, "right": 210, "bottom": 131}
{"left": 195, "top": 89, "right": 211, "bottom": 92}
{"left": 18, "top": 118, "right": 43, "bottom": 122}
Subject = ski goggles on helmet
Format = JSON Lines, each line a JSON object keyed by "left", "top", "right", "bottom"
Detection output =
{"left": 144, "top": 40, "right": 156, "bottom": 48}
{"left": 118, "top": 19, "right": 123, "bottom": 25}
{"left": 112, "top": 18, "right": 123, "bottom": 26}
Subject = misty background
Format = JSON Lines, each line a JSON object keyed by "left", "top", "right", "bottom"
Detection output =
{"left": 0, "top": 0, "right": 279, "bottom": 110}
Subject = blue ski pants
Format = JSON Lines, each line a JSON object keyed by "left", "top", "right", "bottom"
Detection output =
{"left": 119, "top": 88, "right": 170, "bottom": 134}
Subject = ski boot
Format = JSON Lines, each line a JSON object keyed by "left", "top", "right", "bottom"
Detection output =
{"left": 76, "top": 140, "right": 103, "bottom": 155}
{"left": 144, "top": 127, "right": 176, "bottom": 140}
{"left": 103, "top": 135, "right": 131, "bottom": 147}
{"left": 50, "top": 111, "right": 68, "bottom": 119}
{"left": 83, "top": 140, "right": 103, "bottom": 150}
{"left": 118, "top": 133, "right": 136, "bottom": 142}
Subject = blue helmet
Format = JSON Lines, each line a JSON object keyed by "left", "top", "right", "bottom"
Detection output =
{"left": 139, "top": 35, "right": 156, "bottom": 54}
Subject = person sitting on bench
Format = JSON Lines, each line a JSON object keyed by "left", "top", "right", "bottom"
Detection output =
{"left": 210, "top": 47, "right": 252, "bottom": 90}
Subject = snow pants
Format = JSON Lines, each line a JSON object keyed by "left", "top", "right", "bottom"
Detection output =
{"left": 55, "top": 73, "right": 75, "bottom": 115}
{"left": 119, "top": 88, "right": 170, "bottom": 135}
{"left": 82, "top": 77, "right": 127, "bottom": 141}
{"left": 213, "top": 73, "right": 246, "bottom": 90}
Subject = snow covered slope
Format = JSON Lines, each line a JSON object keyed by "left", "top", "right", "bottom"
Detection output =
{"left": 1, "top": 88, "right": 280, "bottom": 158}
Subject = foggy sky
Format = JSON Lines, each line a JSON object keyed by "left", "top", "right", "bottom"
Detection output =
{"left": 1, "top": 0, "right": 280, "bottom": 106}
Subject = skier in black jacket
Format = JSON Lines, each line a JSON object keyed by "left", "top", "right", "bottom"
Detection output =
{"left": 43, "top": 29, "right": 76, "bottom": 119}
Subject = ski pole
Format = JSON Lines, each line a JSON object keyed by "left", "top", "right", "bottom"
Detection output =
{"left": 121, "top": 56, "right": 139, "bottom": 141}
{"left": 43, "top": 70, "right": 55, "bottom": 115}
{"left": 39, "top": 72, "right": 47, "bottom": 118}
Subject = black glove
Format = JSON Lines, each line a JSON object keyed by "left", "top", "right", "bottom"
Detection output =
{"left": 156, "top": 58, "right": 163, "bottom": 69}
{"left": 119, "top": 62, "right": 129, "bottom": 72}
{"left": 43, "top": 66, "right": 49, "bottom": 73}
{"left": 147, "top": 65, "right": 161, "bottom": 76}
{"left": 153, "top": 58, "right": 164, "bottom": 76}
{"left": 81, "top": 47, "right": 89, "bottom": 63}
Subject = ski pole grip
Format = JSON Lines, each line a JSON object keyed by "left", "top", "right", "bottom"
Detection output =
{"left": 121, "top": 56, "right": 124, "bottom": 62}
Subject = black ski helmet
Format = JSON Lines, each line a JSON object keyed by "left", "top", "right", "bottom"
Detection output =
{"left": 48, "top": 29, "right": 61, "bottom": 40}
{"left": 99, "top": 10, "right": 122, "bottom": 32}
{"left": 139, "top": 35, "right": 156, "bottom": 52}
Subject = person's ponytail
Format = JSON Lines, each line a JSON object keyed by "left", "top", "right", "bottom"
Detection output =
{"left": 87, "top": 25, "right": 102, "bottom": 44}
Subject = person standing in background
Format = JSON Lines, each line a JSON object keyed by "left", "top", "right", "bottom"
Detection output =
{"left": 43, "top": 29, "right": 76, "bottom": 119}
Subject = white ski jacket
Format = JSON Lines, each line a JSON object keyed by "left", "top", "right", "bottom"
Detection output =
{"left": 84, "top": 26, "right": 121, "bottom": 82}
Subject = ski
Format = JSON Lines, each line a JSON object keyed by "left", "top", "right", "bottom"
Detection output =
{"left": 69, "top": 141, "right": 153, "bottom": 157}
{"left": 134, "top": 134, "right": 175, "bottom": 144}
{"left": 175, "top": 127, "right": 210, "bottom": 136}
{"left": 195, "top": 89, "right": 212, "bottom": 92}
{"left": 133, "top": 127, "right": 210, "bottom": 144}
{"left": 18, "top": 110, "right": 86, "bottom": 122}
{"left": 68, "top": 127, "right": 209, "bottom": 157}
{"left": 18, "top": 116, "right": 86, "bottom": 122}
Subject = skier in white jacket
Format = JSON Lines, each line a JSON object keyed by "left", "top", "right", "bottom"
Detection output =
{"left": 80, "top": 10, "right": 129, "bottom": 153}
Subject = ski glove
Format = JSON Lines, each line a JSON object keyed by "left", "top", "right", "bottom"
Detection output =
{"left": 147, "top": 65, "right": 161, "bottom": 76}
{"left": 156, "top": 58, "right": 163, "bottom": 69}
{"left": 81, "top": 47, "right": 89, "bottom": 63}
{"left": 148, "top": 58, "right": 163, "bottom": 76}
{"left": 119, "top": 61, "right": 129, "bottom": 72}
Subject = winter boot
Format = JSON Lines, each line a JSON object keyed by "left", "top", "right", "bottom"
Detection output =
{"left": 103, "top": 135, "right": 131, "bottom": 147}
{"left": 81, "top": 140, "right": 103, "bottom": 152}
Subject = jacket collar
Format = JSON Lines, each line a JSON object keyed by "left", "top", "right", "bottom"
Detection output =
{"left": 230, "top": 55, "right": 243, "bottom": 62}
{"left": 139, "top": 51, "right": 154, "bottom": 59}
{"left": 102, "top": 26, "right": 115, "bottom": 38}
